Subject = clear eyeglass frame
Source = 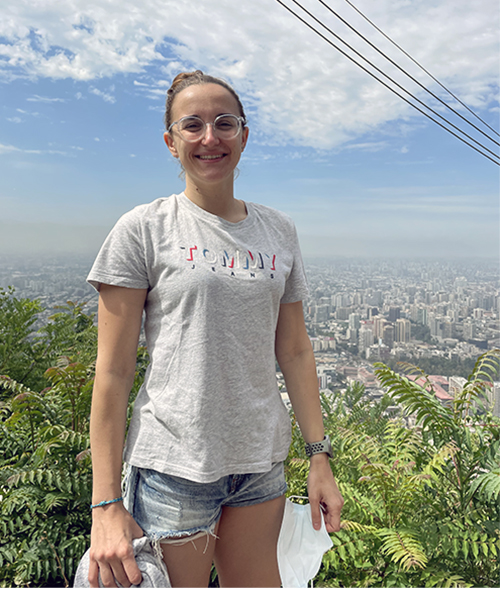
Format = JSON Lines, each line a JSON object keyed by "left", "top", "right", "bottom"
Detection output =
{"left": 167, "top": 113, "right": 246, "bottom": 142}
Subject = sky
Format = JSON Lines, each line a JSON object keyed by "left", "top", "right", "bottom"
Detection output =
{"left": 0, "top": 0, "right": 498, "bottom": 260}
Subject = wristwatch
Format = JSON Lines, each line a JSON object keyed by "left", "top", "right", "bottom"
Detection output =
{"left": 304, "top": 434, "right": 333, "bottom": 458}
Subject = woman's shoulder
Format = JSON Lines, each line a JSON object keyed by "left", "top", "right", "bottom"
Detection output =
{"left": 115, "top": 195, "right": 180, "bottom": 229}
{"left": 248, "top": 201, "right": 297, "bottom": 231}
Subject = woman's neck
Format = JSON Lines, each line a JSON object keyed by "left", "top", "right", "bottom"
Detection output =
{"left": 184, "top": 178, "right": 247, "bottom": 223}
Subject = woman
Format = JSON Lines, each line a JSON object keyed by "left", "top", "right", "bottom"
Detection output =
{"left": 87, "top": 70, "right": 343, "bottom": 588}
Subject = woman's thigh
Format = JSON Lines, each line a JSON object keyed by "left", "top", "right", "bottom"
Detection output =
{"left": 160, "top": 528, "right": 219, "bottom": 588}
{"left": 214, "top": 494, "right": 286, "bottom": 588}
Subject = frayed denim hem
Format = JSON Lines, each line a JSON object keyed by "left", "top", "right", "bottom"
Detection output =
{"left": 151, "top": 524, "right": 219, "bottom": 556}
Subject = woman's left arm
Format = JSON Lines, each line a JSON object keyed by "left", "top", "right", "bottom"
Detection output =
{"left": 275, "top": 301, "right": 344, "bottom": 533}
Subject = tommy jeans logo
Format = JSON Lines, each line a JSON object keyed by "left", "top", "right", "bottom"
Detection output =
{"left": 180, "top": 246, "right": 277, "bottom": 278}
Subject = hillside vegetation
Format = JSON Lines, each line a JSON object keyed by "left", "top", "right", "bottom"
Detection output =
{"left": 0, "top": 289, "right": 499, "bottom": 587}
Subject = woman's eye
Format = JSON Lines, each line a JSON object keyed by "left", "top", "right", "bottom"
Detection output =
{"left": 181, "top": 119, "right": 203, "bottom": 132}
{"left": 216, "top": 118, "right": 237, "bottom": 130}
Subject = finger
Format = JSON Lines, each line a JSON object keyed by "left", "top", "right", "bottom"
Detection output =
{"left": 309, "top": 497, "right": 322, "bottom": 531}
{"left": 324, "top": 504, "right": 342, "bottom": 533}
{"left": 97, "top": 561, "right": 118, "bottom": 588}
{"left": 122, "top": 553, "right": 143, "bottom": 587}
{"left": 89, "top": 558, "right": 100, "bottom": 588}
{"left": 110, "top": 560, "right": 134, "bottom": 588}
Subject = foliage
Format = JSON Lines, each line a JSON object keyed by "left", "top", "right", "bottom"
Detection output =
{"left": 1, "top": 289, "right": 499, "bottom": 587}
{"left": 0, "top": 288, "right": 98, "bottom": 396}
{"left": 0, "top": 292, "right": 147, "bottom": 587}
{"left": 0, "top": 287, "right": 43, "bottom": 392}
{"left": 286, "top": 349, "right": 500, "bottom": 587}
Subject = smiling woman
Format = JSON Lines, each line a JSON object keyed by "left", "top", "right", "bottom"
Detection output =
{"left": 162, "top": 73, "right": 249, "bottom": 217}
{"left": 86, "top": 69, "right": 344, "bottom": 588}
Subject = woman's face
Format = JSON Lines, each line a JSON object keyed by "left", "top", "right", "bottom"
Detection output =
{"left": 164, "top": 83, "right": 249, "bottom": 190}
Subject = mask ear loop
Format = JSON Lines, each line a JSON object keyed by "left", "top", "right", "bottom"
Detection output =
{"left": 287, "top": 495, "right": 326, "bottom": 513}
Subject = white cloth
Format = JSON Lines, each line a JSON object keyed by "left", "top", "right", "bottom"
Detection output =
{"left": 277, "top": 499, "right": 333, "bottom": 588}
{"left": 73, "top": 537, "right": 170, "bottom": 588}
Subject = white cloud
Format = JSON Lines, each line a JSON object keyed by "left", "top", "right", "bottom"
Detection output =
{"left": 344, "top": 141, "right": 389, "bottom": 152}
{"left": 0, "top": 143, "right": 20, "bottom": 154}
{"left": 0, "top": 142, "right": 68, "bottom": 155}
{"left": 7, "top": 116, "right": 23, "bottom": 123}
{"left": 0, "top": 0, "right": 497, "bottom": 149}
{"left": 26, "top": 94, "right": 66, "bottom": 102}
{"left": 89, "top": 86, "right": 116, "bottom": 103}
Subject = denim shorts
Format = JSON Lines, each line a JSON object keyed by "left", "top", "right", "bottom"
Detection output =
{"left": 122, "top": 462, "right": 287, "bottom": 542}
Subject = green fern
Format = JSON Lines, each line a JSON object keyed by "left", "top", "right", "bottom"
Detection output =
{"left": 378, "top": 528, "right": 428, "bottom": 570}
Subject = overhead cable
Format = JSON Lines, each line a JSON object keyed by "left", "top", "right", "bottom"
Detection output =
{"left": 342, "top": 0, "right": 500, "bottom": 139}
{"left": 286, "top": 0, "right": 499, "bottom": 160}
{"left": 315, "top": 0, "right": 499, "bottom": 146}
{"left": 274, "top": 0, "right": 499, "bottom": 165}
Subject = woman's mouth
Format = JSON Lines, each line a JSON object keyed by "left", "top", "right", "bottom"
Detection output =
{"left": 196, "top": 154, "right": 226, "bottom": 161}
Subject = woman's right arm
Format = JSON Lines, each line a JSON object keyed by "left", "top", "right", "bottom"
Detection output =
{"left": 89, "top": 284, "right": 148, "bottom": 588}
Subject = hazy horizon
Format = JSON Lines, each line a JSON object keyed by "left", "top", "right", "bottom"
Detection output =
{"left": 0, "top": 219, "right": 498, "bottom": 263}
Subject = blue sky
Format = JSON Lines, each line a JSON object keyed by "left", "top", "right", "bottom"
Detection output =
{"left": 0, "top": 0, "right": 498, "bottom": 259}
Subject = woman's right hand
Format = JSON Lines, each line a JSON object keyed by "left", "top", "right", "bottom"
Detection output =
{"left": 89, "top": 503, "right": 144, "bottom": 588}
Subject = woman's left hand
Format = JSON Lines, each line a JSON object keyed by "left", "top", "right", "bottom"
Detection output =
{"left": 307, "top": 453, "right": 344, "bottom": 533}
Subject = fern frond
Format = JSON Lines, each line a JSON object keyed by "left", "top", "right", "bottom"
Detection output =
{"left": 423, "top": 442, "right": 458, "bottom": 480}
{"left": 374, "top": 364, "right": 453, "bottom": 431}
{"left": 378, "top": 528, "right": 428, "bottom": 570}
{"left": 341, "top": 519, "right": 378, "bottom": 534}
{"left": 470, "top": 468, "right": 500, "bottom": 502}
{"left": 455, "top": 349, "right": 500, "bottom": 418}
{"left": 420, "top": 569, "right": 471, "bottom": 588}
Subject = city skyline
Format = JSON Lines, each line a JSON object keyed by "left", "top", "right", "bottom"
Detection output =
{"left": 2, "top": 256, "right": 497, "bottom": 383}
{"left": 0, "top": 0, "right": 498, "bottom": 259}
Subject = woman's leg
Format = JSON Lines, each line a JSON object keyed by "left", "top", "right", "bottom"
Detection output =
{"left": 160, "top": 528, "right": 219, "bottom": 588}
{"left": 214, "top": 494, "right": 286, "bottom": 588}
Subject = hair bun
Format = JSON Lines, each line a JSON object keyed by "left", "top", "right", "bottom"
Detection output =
{"left": 168, "top": 70, "right": 205, "bottom": 95}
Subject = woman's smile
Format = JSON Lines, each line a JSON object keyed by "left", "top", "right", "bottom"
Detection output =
{"left": 195, "top": 153, "right": 227, "bottom": 161}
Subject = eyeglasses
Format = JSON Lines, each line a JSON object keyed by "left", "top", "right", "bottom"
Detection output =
{"left": 167, "top": 114, "right": 245, "bottom": 142}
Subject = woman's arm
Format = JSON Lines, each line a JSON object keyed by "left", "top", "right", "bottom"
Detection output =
{"left": 275, "top": 301, "right": 344, "bottom": 533}
{"left": 89, "top": 284, "right": 148, "bottom": 588}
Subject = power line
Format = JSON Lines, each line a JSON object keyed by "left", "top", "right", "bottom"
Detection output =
{"left": 316, "top": 0, "right": 499, "bottom": 147}
{"left": 342, "top": 0, "right": 500, "bottom": 139}
{"left": 286, "top": 0, "right": 499, "bottom": 161}
{"left": 274, "top": 0, "right": 499, "bottom": 165}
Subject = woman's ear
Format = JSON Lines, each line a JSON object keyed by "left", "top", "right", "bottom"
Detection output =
{"left": 164, "top": 132, "right": 179, "bottom": 158}
{"left": 241, "top": 126, "right": 249, "bottom": 152}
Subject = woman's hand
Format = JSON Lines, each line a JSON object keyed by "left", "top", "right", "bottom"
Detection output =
{"left": 89, "top": 503, "right": 144, "bottom": 588}
{"left": 307, "top": 453, "right": 344, "bottom": 533}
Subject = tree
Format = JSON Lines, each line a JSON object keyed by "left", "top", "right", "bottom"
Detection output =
{"left": 286, "top": 350, "right": 500, "bottom": 587}
{"left": 0, "top": 288, "right": 98, "bottom": 396}
{"left": 0, "top": 293, "right": 147, "bottom": 587}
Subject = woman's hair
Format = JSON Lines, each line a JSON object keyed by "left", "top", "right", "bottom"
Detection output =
{"left": 164, "top": 70, "right": 247, "bottom": 131}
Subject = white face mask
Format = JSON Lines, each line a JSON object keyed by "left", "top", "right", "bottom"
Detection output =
{"left": 277, "top": 498, "right": 333, "bottom": 588}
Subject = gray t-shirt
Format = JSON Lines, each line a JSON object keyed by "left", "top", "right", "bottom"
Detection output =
{"left": 88, "top": 192, "right": 309, "bottom": 483}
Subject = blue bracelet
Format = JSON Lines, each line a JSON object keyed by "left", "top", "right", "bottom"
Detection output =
{"left": 90, "top": 496, "right": 123, "bottom": 510}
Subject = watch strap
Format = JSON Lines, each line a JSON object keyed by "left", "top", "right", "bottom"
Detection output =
{"left": 305, "top": 434, "right": 333, "bottom": 458}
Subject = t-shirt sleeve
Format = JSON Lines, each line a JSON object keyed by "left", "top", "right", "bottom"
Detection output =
{"left": 280, "top": 221, "right": 309, "bottom": 304}
{"left": 87, "top": 209, "right": 150, "bottom": 292}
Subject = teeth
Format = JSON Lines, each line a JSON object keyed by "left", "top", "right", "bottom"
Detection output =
{"left": 199, "top": 154, "right": 223, "bottom": 160}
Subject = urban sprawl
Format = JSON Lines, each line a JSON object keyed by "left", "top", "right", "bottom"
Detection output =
{"left": 2, "top": 255, "right": 499, "bottom": 419}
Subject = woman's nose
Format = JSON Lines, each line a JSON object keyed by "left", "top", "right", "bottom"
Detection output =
{"left": 202, "top": 123, "right": 220, "bottom": 145}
